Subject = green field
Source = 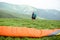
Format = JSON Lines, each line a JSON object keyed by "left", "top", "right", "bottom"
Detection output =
{"left": 0, "top": 18, "right": 60, "bottom": 40}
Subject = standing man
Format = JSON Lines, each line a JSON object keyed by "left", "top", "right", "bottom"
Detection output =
{"left": 32, "top": 12, "right": 37, "bottom": 20}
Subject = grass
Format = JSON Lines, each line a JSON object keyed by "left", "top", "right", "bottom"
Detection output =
{"left": 0, "top": 18, "right": 60, "bottom": 40}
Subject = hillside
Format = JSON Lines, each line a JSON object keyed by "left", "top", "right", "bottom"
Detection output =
{"left": 0, "top": 2, "right": 36, "bottom": 14}
{"left": 0, "top": 2, "right": 36, "bottom": 19}
{"left": 37, "top": 9, "right": 60, "bottom": 20}
{"left": 0, "top": 9, "right": 16, "bottom": 18}
{"left": 0, "top": 9, "right": 31, "bottom": 18}
{"left": 0, "top": 2, "right": 60, "bottom": 20}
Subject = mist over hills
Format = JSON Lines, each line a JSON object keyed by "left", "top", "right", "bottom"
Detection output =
{"left": 37, "top": 9, "right": 60, "bottom": 20}
{"left": 0, "top": 2, "right": 60, "bottom": 20}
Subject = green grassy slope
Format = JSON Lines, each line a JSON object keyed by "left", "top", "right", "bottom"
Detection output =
{"left": 0, "top": 9, "right": 31, "bottom": 18}
{"left": 0, "top": 10, "right": 16, "bottom": 18}
{"left": 0, "top": 18, "right": 60, "bottom": 40}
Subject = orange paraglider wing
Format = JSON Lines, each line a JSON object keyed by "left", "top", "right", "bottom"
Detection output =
{"left": 0, "top": 26, "right": 60, "bottom": 37}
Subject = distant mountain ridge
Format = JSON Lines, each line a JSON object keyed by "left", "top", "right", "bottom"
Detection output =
{"left": 0, "top": 2, "right": 60, "bottom": 20}
{"left": 37, "top": 9, "right": 60, "bottom": 20}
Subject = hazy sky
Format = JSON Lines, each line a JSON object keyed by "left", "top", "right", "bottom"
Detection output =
{"left": 0, "top": 0, "right": 60, "bottom": 10}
